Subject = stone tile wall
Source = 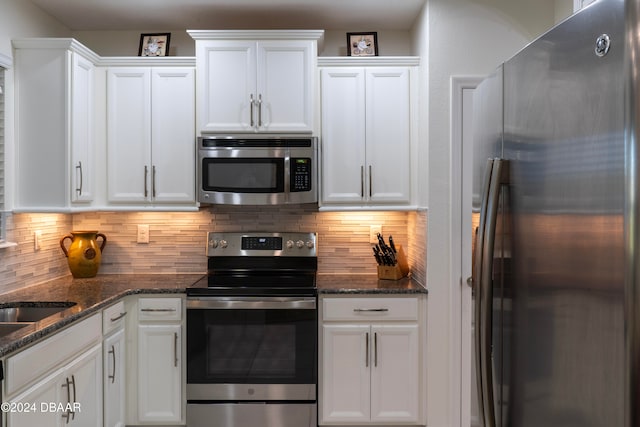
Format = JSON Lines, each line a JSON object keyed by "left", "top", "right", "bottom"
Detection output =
{"left": 0, "top": 207, "right": 427, "bottom": 293}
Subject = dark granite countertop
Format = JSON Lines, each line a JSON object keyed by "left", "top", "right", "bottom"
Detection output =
{"left": 317, "top": 274, "right": 427, "bottom": 294}
{"left": 0, "top": 272, "right": 426, "bottom": 357}
{"left": 0, "top": 274, "right": 203, "bottom": 357}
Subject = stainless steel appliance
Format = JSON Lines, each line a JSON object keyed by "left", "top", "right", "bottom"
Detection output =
{"left": 471, "top": 0, "right": 639, "bottom": 425}
{"left": 197, "top": 135, "right": 317, "bottom": 205}
{"left": 186, "top": 232, "right": 318, "bottom": 427}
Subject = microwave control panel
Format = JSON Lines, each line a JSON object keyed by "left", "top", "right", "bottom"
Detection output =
{"left": 290, "top": 158, "right": 312, "bottom": 192}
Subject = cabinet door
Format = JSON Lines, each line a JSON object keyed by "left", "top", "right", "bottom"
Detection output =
{"left": 196, "top": 40, "right": 256, "bottom": 132}
{"left": 151, "top": 68, "right": 195, "bottom": 203}
{"left": 320, "top": 68, "right": 367, "bottom": 204}
{"left": 137, "top": 324, "right": 182, "bottom": 423}
{"left": 365, "top": 68, "right": 411, "bottom": 203}
{"left": 107, "top": 68, "right": 151, "bottom": 202}
{"left": 320, "top": 324, "right": 370, "bottom": 423}
{"left": 63, "top": 343, "right": 103, "bottom": 427}
{"left": 370, "top": 324, "right": 419, "bottom": 423}
{"left": 104, "top": 329, "right": 126, "bottom": 427}
{"left": 70, "top": 52, "right": 95, "bottom": 203}
{"left": 257, "top": 40, "right": 314, "bottom": 132}
{"left": 6, "top": 369, "right": 63, "bottom": 427}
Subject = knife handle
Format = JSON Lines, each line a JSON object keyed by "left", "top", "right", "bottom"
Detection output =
{"left": 389, "top": 235, "right": 397, "bottom": 253}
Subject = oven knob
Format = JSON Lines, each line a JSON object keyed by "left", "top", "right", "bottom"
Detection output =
{"left": 286, "top": 240, "right": 294, "bottom": 249}
{"left": 209, "top": 239, "right": 218, "bottom": 249}
{"left": 220, "top": 240, "right": 228, "bottom": 249}
{"left": 306, "top": 241, "right": 315, "bottom": 249}
{"left": 296, "top": 240, "right": 305, "bottom": 248}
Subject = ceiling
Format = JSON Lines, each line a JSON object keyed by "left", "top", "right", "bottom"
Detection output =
{"left": 30, "top": 0, "right": 427, "bottom": 31}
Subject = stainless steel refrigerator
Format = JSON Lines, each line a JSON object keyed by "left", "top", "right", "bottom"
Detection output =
{"left": 471, "top": 0, "right": 640, "bottom": 425}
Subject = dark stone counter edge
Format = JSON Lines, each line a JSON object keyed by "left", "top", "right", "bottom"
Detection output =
{"left": 316, "top": 275, "right": 428, "bottom": 295}
{"left": 0, "top": 287, "right": 185, "bottom": 358}
{"left": 0, "top": 274, "right": 427, "bottom": 357}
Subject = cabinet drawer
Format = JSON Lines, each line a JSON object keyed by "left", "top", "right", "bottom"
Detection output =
{"left": 138, "top": 297, "right": 182, "bottom": 322}
{"left": 5, "top": 313, "right": 101, "bottom": 397}
{"left": 322, "top": 297, "right": 418, "bottom": 322}
{"left": 103, "top": 300, "right": 127, "bottom": 334}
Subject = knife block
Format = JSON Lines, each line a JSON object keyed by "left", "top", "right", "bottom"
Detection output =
{"left": 377, "top": 245, "right": 410, "bottom": 280}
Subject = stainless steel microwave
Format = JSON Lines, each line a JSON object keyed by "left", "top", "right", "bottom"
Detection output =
{"left": 198, "top": 135, "right": 318, "bottom": 205}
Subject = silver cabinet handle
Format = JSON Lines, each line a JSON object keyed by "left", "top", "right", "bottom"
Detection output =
{"left": 365, "top": 332, "right": 369, "bottom": 368}
{"left": 75, "top": 161, "right": 83, "bottom": 196}
{"left": 369, "top": 165, "right": 373, "bottom": 198}
{"left": 353, "top": 308, "right": 389, "bottom": 312}
{"left": 250, "top": 94, "right": 255, "bottom": 127}
{"left": 152, "top": 165, "right": 157, "bottom": 199}
{"left": 144, "top": 165, "right": 149, "bottom": 198}
{"left": 61, "top": 377, "right": 72, "bottom": 423}
{"left": 70, "top": 375, "right": 76, "bottom": 420}
{"left": 374, "top": 332, "right": 378, "bottom": 367}
{"left": 174, "top": 332, "right": 179, "bottom": 368}
{"left": 257, "top": 94, "right": 263, "bottom": 127}
{"left": 110, "top": 312, "right": 127, "bottom": 322}
{"left": 141, "top": 308, "right": 177, "bottom": 312}
{"left": 108, "top": 345, "right": 116, "bottom": 383}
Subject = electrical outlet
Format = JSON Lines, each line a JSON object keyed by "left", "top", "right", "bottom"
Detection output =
{"left": 34, "top": 230, "right": 42, "bottom": 251}
{"left": 370, "top": 225, "right": 382, "bottom": 244}
{"left": 137, "top": 224, "right": 150, "bottom": 244}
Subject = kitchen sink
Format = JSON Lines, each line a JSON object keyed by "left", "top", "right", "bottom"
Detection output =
{"left": 0, "top": 322, "right": 34, "bottom": 338}
{"left": 0, "top": 302, "right": 76, "bottom": 323}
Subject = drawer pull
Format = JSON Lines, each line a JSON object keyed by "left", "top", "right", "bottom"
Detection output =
{"left": 110, "top": 312, "right": 127, "bottom": 322}
{"left": 353, "top": 308, "right": 389, "bottom": 312}
{"left": 141, "top": 308, "right": 177, "bottom": 312}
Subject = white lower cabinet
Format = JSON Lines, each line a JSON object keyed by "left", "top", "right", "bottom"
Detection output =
{"left": 320, "top": 296, "right": 425, "bottom": 425}
{"left": 126, "top": 296, "right": 184, "bottom": 425}
{"left": 137, "top": 323, "right": 182, "bottom": 422}
{"left": 103, "top": 301, "right": 127, "bottom": 427}
{"left": 4, "top": 314, "right": 103, "bottom": 427}
{"left": 7, "top": 344, "right": 102, "bottom": 427}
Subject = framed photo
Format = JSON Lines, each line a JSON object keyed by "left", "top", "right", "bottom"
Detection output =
{"left": 347, "top": 32, "right": 378, "bottom": 57}
{"left": 138, "top": 33, "right": 171, "bottom": 57}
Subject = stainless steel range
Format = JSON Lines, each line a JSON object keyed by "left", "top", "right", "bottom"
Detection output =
{"left": 186, "top": 232, "right": 318, "bottom": 427}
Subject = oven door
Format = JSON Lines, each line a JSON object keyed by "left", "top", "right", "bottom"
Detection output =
{"left": 186, "top": 296, "right": 317, "bottom": 401}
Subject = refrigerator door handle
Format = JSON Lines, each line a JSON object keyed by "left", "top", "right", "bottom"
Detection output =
{"left": 475, "top": 158, "right": 509, "bottom": 427}
{"left": 473, "top": 158, "right": 494, "bottom": 427}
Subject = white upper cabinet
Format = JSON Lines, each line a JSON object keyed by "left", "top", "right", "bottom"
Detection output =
{"left": 106, "top": 66, "right": 195, "bottom": 207}
{"left": 319, "top": 58, "right": 419, "bottom": 210}
{"left": 189, "top": 30, "right": 323, "bottom": 134}
{"left": 13, "top": 38, "right": 99, "bottom": 212}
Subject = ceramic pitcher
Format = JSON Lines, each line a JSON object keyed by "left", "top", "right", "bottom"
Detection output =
{"left": 60, "top": 231, "right": 107, "bottom": 278}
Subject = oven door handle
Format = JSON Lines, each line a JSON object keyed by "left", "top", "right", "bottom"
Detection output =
{"left": 187, "top": 297, "right": 316, "bottom": 310}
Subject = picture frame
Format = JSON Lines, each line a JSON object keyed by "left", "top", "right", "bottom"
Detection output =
{"left": 138, "top": 33, "right": 171, "bottom": 57}
{"left": 347, "top": 32, "right": 379, "bottom": 57}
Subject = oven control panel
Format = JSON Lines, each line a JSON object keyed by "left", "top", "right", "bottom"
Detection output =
{"left": 207, "top": 232, "right": 317, "bottom": 257}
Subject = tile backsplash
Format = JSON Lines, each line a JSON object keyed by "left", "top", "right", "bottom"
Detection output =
{"left": 0, "top": 206, "right": 427, "bottom": 294}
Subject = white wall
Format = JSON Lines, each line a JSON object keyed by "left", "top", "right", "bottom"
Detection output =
{"left": 0, "top": 0, "right": 70, "bottom": 57}
{"left": 72, "top": 28, "right": 413, "bottom": 57}
{"left": 412, "top": 1, "right": 567, "bottom": 426}
{"left": 0, "top": 0, "right": 71, "bottom": 210}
